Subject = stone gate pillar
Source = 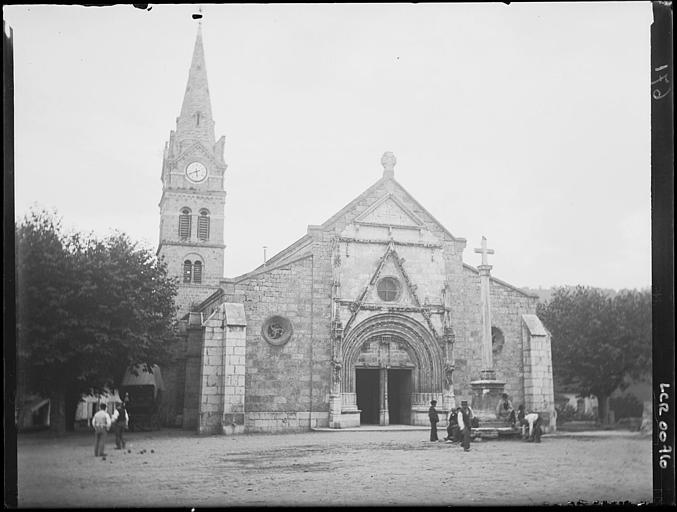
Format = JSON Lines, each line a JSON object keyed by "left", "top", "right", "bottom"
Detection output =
{"left": 522, "top": 314, "right": 556, "bottom": 433}
{"left": 197, "top": 303, "right": 247, "bottom": 435}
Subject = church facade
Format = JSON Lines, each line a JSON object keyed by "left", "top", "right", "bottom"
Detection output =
{"left": 158, "top": 27, "right": 555, "bottom": 435}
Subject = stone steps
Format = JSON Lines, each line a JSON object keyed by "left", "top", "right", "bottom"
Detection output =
{"left": 473, "top": 426, "right": 522, "bottom": 440}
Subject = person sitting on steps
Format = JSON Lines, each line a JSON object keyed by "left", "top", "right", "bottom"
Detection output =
{"left": 496, "top": 392, "right": 516, "bottom": 427}
{"left": 445, "top": 407, "right": 461, "bottom": 443}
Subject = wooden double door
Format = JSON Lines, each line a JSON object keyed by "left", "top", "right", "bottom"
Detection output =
{"left": 355, "top": 368, "right": 412, "bottom": 425}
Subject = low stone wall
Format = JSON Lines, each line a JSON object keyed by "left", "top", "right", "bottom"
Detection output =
{"left": 245, "top": 411, "right": 329, "bottom": 432}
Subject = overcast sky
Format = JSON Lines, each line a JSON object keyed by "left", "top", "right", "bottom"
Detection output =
{"left": 5, "top": 3, "right": 652, "bottom": 290}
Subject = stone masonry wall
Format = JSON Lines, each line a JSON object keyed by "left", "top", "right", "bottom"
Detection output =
{"left": 490, "top": 284, "right": 538, "bottom": 408}
{"left": 182, "top": 320, "right": 204, "bottom": 429}
{"left": 452, "top": 266, "right": 537, "bottom": 406}
{"left": 220, "top": 253, "right": 332, "bottom": 432}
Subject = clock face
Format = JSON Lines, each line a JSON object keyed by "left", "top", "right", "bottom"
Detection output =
{"left": 185, "top": 162, "right": 208, "bottom": 183}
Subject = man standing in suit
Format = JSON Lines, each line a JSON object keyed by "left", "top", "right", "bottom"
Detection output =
{"left": 458, "top": 400, "right": 473, "bottom": 452}
{"left": 428, "top": 400, "right": 440, "bottom": 441}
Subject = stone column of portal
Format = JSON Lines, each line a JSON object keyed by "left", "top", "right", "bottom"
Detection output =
{"left": 470, "top": 237, "right": 506, "bottom": 423}
{"left": 442, "top": 283, "right": 456, "bottom": 416}
{"left": 378, "top": 337, "right": 390, "bottom": 425}
{"left": 328, "top": 238, "right": 344, "bottom": 429}
{"left": 379, "top": 367, "right": 390, "bottom": 425}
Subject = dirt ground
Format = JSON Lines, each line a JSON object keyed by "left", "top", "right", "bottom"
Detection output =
{"left": 15, "top": 428, "right": 652, "bottom": 507}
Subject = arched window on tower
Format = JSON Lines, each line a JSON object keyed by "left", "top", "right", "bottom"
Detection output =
{"left": 193, "top": 261, "right": 203, "bottom": 283}
{"left": 196, "top": 112, "right": 201, "bottom": 127}
{"left": 179, "top": 208, "right": 192, "bottom": 239}
{"left": 183, "top": 260, "right": 192, "bottom": 283}
{"left": 198, "top": 209, "right": 210, "bottom": 241}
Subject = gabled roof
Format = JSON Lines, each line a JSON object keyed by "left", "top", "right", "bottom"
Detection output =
{"left": 320, "top": 175, "right": 463, "bottom": 242}
{"left": 250, "top": 172, "right": 463, "bottom": 273}
{"left": 463, "top": 263, "right": 539, "bottom": 299}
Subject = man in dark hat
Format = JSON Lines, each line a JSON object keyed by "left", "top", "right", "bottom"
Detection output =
{"left": 428, "top": 400, "right": 440, "bottom": 441}
{"left": 458, "top": 400, "right": 472, "bottom": 451}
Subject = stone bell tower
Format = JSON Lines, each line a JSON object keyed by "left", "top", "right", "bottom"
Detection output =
{"left": 157, "top": 24, "right": 227, "bottom": 316}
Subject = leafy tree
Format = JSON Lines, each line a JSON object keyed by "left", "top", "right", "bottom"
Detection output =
{"left": 16, "top": 208, "right": 180, "bottom": 432}
{"left": 537, "top": 286, "right": 651, "bottom": 424}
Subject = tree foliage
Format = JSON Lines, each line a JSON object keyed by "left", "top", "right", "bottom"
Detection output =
{"left": 16, "top": 208, "right": 180, "bottom": 429}
{"left": 537, "top": 286, "right": 651, "bottom": 421}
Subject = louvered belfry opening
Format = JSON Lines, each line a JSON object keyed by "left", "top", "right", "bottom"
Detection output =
{"left": 198, "top": 209, "right": 210, "bottom": 241}
{"left": 179, "top": 208, "right": 192, "bottom": 239}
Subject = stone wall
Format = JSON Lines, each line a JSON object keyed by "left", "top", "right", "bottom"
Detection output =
{"left": 490, "top": 283, "right": 538, "bottom": 407}
{"left": 221, "top": 253, "right": 332, "bottom": 432}
{"left": 175, "top": 283, "right": 222, "bottom": 317}
{"left": 182, "top": 313, "right": 205, "bottom": 429}
{"left": 452, "top": 266, "right": 538, "bottom": 406}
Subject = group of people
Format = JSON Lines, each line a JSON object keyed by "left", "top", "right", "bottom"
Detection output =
{"left": 90, "top": 398, "right": 130, "bottom": 457}
{"left": 428, "top": 399, "right": 474, "bottom": 451}
{"left": 495, "top": 393, "right": 544, "bottom": 442}
{"left": 428, "top": 393, "right": 544, "bottom": 450}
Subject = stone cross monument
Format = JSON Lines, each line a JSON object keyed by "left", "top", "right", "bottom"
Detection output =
{"left": 469, "top": 236, "right": 506, "bottom": 422}
{"left": 474, "top": 236, "right": 495, "bottom": 380}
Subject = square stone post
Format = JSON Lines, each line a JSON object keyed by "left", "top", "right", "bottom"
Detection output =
{"left": 522, "top": 314, "right": 556, "bottom": 433}
{"left": 221, "top": 304, "right": 247, "bottom": 435}
{"left": 197, "top": 303, "right": 247, "bottom": 435}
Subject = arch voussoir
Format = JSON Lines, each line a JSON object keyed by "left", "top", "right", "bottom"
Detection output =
{"left": 341, "top": 313, "right": 443, "bottom": 394}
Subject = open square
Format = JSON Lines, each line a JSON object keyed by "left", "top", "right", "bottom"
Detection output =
{"left": 17, "top": 429, "right": 651, "bottom": 507}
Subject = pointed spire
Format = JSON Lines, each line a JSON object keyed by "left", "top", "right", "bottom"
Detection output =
{"left": 176, "top": 24, "right": 215, "bottom": 148}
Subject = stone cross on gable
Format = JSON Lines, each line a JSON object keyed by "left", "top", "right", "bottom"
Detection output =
{"left": 381, "top": 151, "right": 396, "bottom": 178}
{"left": 474, "top": 236, "right": 494, "bottom": 266}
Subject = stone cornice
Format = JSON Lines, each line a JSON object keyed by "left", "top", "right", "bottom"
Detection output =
{"left": 336, "top": 300, "right": 446, "bottom": 315}
{"left": 252, "top": 235, "right": 313, "bottom": 269}
{"left": 158, "top": 240, "right": 226, "bottom": 250}
{"left": 338, "top": 236, "right": 442, "bottom": 249}
{"left": 165, "top": 140, "right": 227, "bottom": 170}
{"left": 353, "top": 221, "right": 424, "bottom": 232}
{"left": 159, "top": 188, "right": 227, "bottom": 206}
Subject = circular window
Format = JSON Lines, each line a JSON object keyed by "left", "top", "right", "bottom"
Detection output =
{"left": 377, "top": 276, "right": 401, "bottom": 302}
{"left": 261, "top": 315, "right": 293, "bottom": 346}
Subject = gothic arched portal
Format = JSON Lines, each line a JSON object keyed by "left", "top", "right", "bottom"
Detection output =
{"left": 340, "top": 313, "right": 444, "bottom": 426}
